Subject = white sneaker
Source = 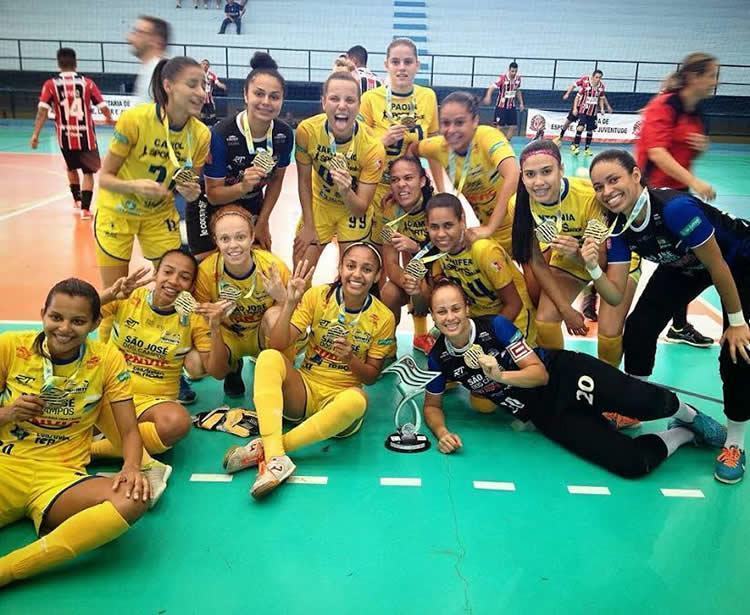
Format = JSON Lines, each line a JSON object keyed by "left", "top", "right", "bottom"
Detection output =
{"left": 142, "top": 460, "right": 173, "bottom": 508}
{"left": 223, "top": 437, "right": 264, "bottom": 474}
{"left": 250, "top": 455, "right": 295, "bottom": 499}
{"left": 80, "top": 209, "right": 92, "bottom": 220}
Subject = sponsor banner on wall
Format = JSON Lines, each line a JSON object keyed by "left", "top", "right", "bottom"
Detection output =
{"left": 525, "top": 108, "right": 642, "bottom": 143}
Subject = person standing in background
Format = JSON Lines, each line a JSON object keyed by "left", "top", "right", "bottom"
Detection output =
{"left": 634, "top": 52, "right": 719, "bottom": 348}
{"left": 128, "top": 16, "right": 170, "bottom": 104}
{"left": 347, "top": 45, "right": 382, "bottom": 94}
{"left": 483, "top": 61, "right": 525, "bottom": 141}
{"left": 200, "top": 59, "right": 227, "bottom": 125}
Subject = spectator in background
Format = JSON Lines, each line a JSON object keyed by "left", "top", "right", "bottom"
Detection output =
{"left": 219, "top": 1, "right": 245, "bottom": 34}
{"left": 30, "top": 48, "right": 113, "bottom": 220}
{"left": 347, "top": 45, "right": 382, "bottom": 94}
{"left": 128, "top": 16, "right": 170, "bottom": 103}
{"left": 177, "top": 1, "right": 222, "bottom": 7}
{"left": 200, "top": 59, "right": 227, "bottom": 125}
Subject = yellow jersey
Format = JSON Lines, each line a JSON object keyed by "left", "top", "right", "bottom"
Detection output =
{"left": 97, "top": 102, "right": 210, "bottom": 218}
{"left": 101, "top": 287, "right": 213, "bottom": 398}
{"left": 431, "top": 239, "right": 533, "bottom": 318}
{"left": 194, "top": 249, "right": 291, "bottom": 340}
{"left": 0, "top": 332, "right": 132, "bottom": 469}
{"left": 295, "top": 113, "right": 385, "bottom": 208}
{"left": 359, "top": 84, "right": 439, "bottom": 184}
{"left": 291, "top": 284, "right": 396, "bottom": 390}
{"left": 417, "top": 125, "right": 516, "bottom": 226}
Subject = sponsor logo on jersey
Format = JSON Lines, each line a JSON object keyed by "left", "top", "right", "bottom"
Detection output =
{"left": 14, "top": 374, "right": 35, "bottom": 385}
{"left": 16, "top": 346, "right": 32, "bottom": 360}
{"left": 679, "top": 216, "right": 702, "bottom": 238}
{"left": 125, "top": 318, "right": 140, "bottom": 328}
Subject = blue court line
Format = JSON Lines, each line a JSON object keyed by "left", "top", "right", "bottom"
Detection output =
{"left": 394, "top": 1, "right": 426, "bottom": 6}
{"left": 394, "top": 23, "right": 428, "bottom": 30}
{"left": 394, "top": 12, "right": 427, "bottom": 18}
{"left": 393, "top": 34, "right": 428, "bottom": 42}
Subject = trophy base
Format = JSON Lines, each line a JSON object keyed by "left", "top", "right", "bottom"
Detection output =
{"left": 384, "top": 431, "right": 431, "bottom": 453}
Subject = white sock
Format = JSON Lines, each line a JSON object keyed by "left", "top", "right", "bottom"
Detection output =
{"left": 672, "top": 401, "right": 697, "bottom": 423}
{"left": 726, "top": 420, "right": 747, "bottom": 450}
{"left": 656, "top": 427, "right": 694, "bottom": 456}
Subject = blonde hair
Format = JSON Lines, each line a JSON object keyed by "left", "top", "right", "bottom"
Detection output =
{"left": 663, "top": 52, "right": 718, "bottom": 92}
{"left": 209, "top": 204, "right": 255, "bottom": 238}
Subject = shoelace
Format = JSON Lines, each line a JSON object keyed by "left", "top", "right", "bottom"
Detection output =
{"left": 718, "top": 447, "right": 743, "bottom": 468}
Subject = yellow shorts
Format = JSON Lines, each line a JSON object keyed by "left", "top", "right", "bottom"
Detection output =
{"left": 369, "top": 183, "right": 392, "bottom": 246}
{"left": 549, "top": 251, "right": 642, "bottom": 284}
{"left": 298, "top": 201, "right": 373, "bottom": 245}
{"left": 133, "top": 393, "right": 173, "bottom": 418}
{"left": 94, "top": 207, "right": 181, "bottom": 266}
{"left": 0, "top": 455, "right": 94, "bottom": 533}
{"left": 289, "top": 371, "right": 367, "bottom": 438}
{"left": 222, "top": 325, "right": 263, "bottom": 367}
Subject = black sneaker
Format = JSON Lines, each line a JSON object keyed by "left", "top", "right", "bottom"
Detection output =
{"left": 224, "top": 359, "right": 246, "bottom": 397}
{"left": 582, "top": 287, "right": 598, "bottom": 322}
{"left": 178, "top": 374, "right": 197, "bottom": 405}
{"left": 665, "top": 323, "right": 713, "bottom": 348}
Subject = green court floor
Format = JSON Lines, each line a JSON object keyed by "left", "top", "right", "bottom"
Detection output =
{"left": 1, "top": 125, "right": 748, "bottom": 613}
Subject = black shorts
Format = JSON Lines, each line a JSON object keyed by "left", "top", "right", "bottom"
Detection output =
{"left": 494, "top": 107, "right": 518, "bottom": 127}
{"left": 185, "top": 194, "right": 261, "bottom": 254}
{"left": 61, "top": 148, "right": 101, "bottom": 174}
{"left": 576, "top": 114, "right": 597, "bottom": 132}
{"left": 201, "top": 102, "right": 217, "bottom": 125}
{"left": 566, "top": 111, "right": 578, "bottom": 123}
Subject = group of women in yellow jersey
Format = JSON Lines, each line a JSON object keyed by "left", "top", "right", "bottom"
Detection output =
{"left": 3, "top": 38, "right": 739, "bottom": 590}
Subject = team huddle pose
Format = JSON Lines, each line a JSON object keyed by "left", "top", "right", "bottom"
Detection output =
{"left": 1, "top": 42, "right": 746, "bottom": 588}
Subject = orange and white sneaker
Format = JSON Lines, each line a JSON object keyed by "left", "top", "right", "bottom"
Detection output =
{"left": 223, "top": 437, "right": 264, "bottom": 474}
{"left": 603, "top": 412, "right": 641, "bottom": 430}
{"left": 250, "top": 455, "right": 296, "bottom": 499}
{"left": 413, "top": 333, "right": 436, "bottom": 355}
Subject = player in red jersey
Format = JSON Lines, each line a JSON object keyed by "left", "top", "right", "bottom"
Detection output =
{"left": 570, "top": 70, "right": 613, "bottom": 156}
{"left": 555, "top": 70, "right": 612, "bottom": 151}
{"left": 483, "top": 61, "right": 525, "bottom": 140}
{"left": 30, "top": 48, "right": 113, "bottom": 220}
{"left": 200, "top": 59, "right": 227, "bottom": 125}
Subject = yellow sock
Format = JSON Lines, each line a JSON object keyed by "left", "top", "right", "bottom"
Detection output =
{"left": 139, "top": 422, "right": 169, "bottom": 454}
{"left": 413, "top": 315, "right": 428, "bottom": 337}
{"left": 253, "top": 349, "right": 288, "bottom": 459}
{"left": 535, "top": 319, "right": 564, "bottom": 350}
{"left": 470, "top": 394, "right": 497, "bottom": 413}
{"left": 94, "top": 399, "right": 156, "bottom": 467}
{"left": 282, "top": 388, "right": 367, "bottom": 453}
{"left": 598, "top": 333, "right": 624, "bottom": 368}
{"left": 0, "top": 502, "right": 129, "bottom": 587}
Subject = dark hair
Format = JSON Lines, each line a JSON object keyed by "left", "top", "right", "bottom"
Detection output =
{"left": 589, "top": 149, "right": 645, "bottom": 186}
{"left": 512, "top": 140, "right": 563, "bottom": 264}
{"left": 429, "top": 277, "right": 469, "bottom": 310}
{"left": 150, "top": 56, "right": 201, "bottom": 109}
{"left": 441, "top": 91, "right": 480, "bottom": 118}
{"left": 663, "top": 52, "right": 718, "bottom": 92}
{"left": 322, "top": 70, "right": 361, "bottom": 99}
{"left": 325, "top": 242, "right": 382, "bottom": 300}
{"left": 34, "top": 278, "right": 101, "bottom": 357}
{"left": 387, "top": 38, "right": 418, "bottom": 59}
{"left": 245, "top": 52, "right": 286, "bottom": 94}
{"left": 509, "top": 61, "right": 518, "bottom": 70}
{"left": 157, "top": 248, "right": 200, "bottom": 283}
{"left": 425, "top": 193, "right": 464, "bottom": 221}
{"left": 389, "top": 155, "right": 434, "bottom": 206}
{"left": 209, "top": 204, "right": 255, "bottom": 238}
{"left": 347, "top": 45, "right": 368, "bottom": 66}
{"left": 140, "top": 15, "right": 170, "bottom": 47}
{"left": 593, "top": 69, "right": 604, "bottom": 77}
{"left": 56, "top": 47, "right": 77, "bottom": 71}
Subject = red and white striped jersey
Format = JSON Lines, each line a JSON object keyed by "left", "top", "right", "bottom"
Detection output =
{"left": 204, "top": 70, "right": 220, "bottom": 105}
{"left": 38, "top": 72, "right": 105, "bottom": 151}
{"left": 575, "top": 76, "right": 605, "bottom": 117}
{"left": 355, "top": 66, "right": 382, "bottom": 94}
{"left": 493, "top": 73, "right": 522, "bottom": 109}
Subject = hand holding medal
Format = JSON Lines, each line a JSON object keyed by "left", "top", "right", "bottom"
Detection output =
{"left": 252, "top": 149, "right": 276, "bottom": 175}
{"left": 463, "top": 344, "right": 486, "bottom": 370}
{"left": 379, "top": 211, "right": 410, "bottom": 244}
{"left": 174, "top": 291, "right": 198, "bottom": 323}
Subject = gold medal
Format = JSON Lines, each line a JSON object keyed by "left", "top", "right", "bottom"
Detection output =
{"left": 380, "top": 210, "right": 411, "bottom": 244}
{"left": 252, "top": 149, "right": 276, "bottom": 175}
{"left": 463, "top": 344, "right": 486, "bottom": 370}
{"left": 583, "top": 218, "right": 610, "bottom": 244}
{"left": 175, "top": 291, "right": 198, "bottom": 318}
{"left": 172, "top": 167, "right": 199, "bottom": 185}
{"left": 404, "top": 258, "right": 428, "bottom": 281}
{"left": 534, "top": 219, "right": 560, "bottom": 244}
{"left": 399, "top": 114, "right": 417, "bottom": 128}
{"left": 218, "top": 284, "right": 243, "bottom": 302}
{"left": 328, "top": 153, "right": 350, "bottom": 173}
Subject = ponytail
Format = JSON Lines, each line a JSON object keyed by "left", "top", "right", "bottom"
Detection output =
{"left": 150, "top": 56, "right": 201, "bottom": 108}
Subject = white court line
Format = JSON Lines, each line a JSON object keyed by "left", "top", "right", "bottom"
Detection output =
{"left": 0, "top": 320, "right": 41, "bottom": 325}
{"left": 0, "top": 190, "right": 70, "bottom": 222}
{"left": 473, "top": 481, "right": 516, "bottom": 491}
{"left": 288, "top": 475, "right": 328, "bottom": 485}
{"left": 380, "top": 477, "right": 421, "bottom": 487}
{"left": 567, "top": 485, "right": 611, "bottom": 496}
{"left": 190, "top": 473, "right": 233, "bottom": 483}
{"left": 661, "top": 488, "right": 705, "bottom": 499}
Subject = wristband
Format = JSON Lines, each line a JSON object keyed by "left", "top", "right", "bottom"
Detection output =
{"left": 587, "top": 264, "right": 603, "bottom": 281}
{"left": 728, "top": 311, "right": 746, "bottom": 327}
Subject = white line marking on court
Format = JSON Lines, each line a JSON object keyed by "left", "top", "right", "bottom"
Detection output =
{"left": 190, "top": 473, "right": 233, "bottom": 482}
{"left": 567, "top": 485, "right": 611, "bottom": 496}
{"left": 660, "top": 488, "right": 705, "bottom": 499}
{"left": 473, "top": 481, "right": 516, "bottom": 491}
{"left": 697, "top": 296, "right": 722, "bottom": 319}
{"left": 288, "top": 475, "right": 328, "bottom": 485}
{"left": 95, "top": 472, "right": 117, "bottom": 478}
{"left": 380, "top": 477, "right": 421, "bottom": 487}
{"left": 0, "top": 190, "right": 70, "bottom": 222}
{"left": 0, "top": 320, "right": 41, "bottom": 325}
